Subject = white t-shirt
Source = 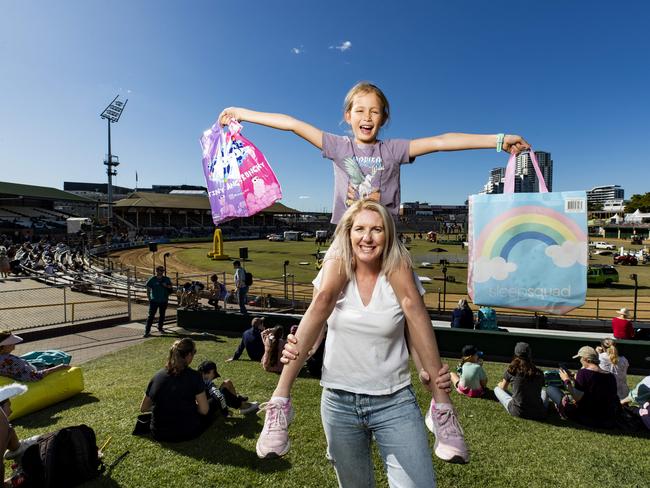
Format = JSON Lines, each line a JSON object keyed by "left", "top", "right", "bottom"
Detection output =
{"left": 314, "top": 270, "right": 425, "bottom": 395}
{"left": 598, "top": 352, "right": 630, "bottom": 400}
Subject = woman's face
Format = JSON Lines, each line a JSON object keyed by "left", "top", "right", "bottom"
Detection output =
{"left": 350, "top": 209, "right": 386, "bottom": 265}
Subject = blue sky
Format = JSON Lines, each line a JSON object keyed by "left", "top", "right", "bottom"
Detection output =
{"left": 1, "top": 0, "right": 649, "bottom": 212}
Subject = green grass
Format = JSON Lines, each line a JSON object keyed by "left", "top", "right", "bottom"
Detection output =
{"left": 8, "top": 335, "right": 650, "bottom": 488}
{"left": 173, "top": 237, "right": 650, "bottom": 298}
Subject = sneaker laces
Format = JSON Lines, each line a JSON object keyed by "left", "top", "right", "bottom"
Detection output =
{"left": 259, "top": 402, "right": 290, "bottom": 432}
{"left": 433, "top": 408, "right": 464, "bottom": 440}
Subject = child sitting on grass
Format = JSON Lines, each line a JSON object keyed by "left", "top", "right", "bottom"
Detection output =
{"left": 261, "top": 326, "right": 285, "bottom": 374}
{"left": 450, "top": 345, "right": 488, "bottom": 398}
{"left": 197, "top": 360, "right": 259, "bottom": 416}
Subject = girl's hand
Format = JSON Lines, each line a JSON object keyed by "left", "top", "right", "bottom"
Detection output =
{"left": 280, "top": 333, "right": 299, "bottom": 364}
{"left": 418, "top": 363, "right": 452, "bottom": 393}
{"left": 502, "top": 134, "right": 530, "bottom": 154}
{"left": 218, "top": 107, "right": 242, "bottom": 126}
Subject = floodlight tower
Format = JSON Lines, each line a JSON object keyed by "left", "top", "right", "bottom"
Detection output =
{"left": 100, "top": 95, "right": 128, "bottom": 228}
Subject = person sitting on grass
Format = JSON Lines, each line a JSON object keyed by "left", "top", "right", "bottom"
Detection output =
{"left": 450, "top": 345, "right": 487, "bottom": 398}
{"left": 548, "top": 346, "right": 620, "bottom": 428}
{"left": 261, "top": 326, "right": 285, "bottom": 374}
{"left": 0, "top": 331, "right": 69, "bottom": 382}
{"left": 620, "top": 374, "right": 650, "bottom": 407}
{"left": 1, "top": 384, "right": 27, "bottom": 484}
{"left": 450, "top": 299, "right": 474, "bottom": 329}
{"left": 140, "top": 338, "right": 210, "bottom": 442}
{"left": 494, "top": 342, "right": 548, "bottom": 420}
{"left": 197, "top": 360, "right": 259, "bottom": 416}
{"left": 596, "top": 338, "right": 629, "bottom": 400}
{"left": 226, "top": 317, "right": 266, "bottom": 363}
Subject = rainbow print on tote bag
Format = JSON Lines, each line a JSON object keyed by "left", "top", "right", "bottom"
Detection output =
{"left": 468, "top": 150, "right": 588, "bottom": 314}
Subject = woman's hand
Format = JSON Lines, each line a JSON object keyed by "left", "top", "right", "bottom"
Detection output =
{"left": 502, "top": 134, "right": 530, "bottom": 154}
{"left": 558, "top": 368, "right": 571, "bottom": 382}
{"left": 218, "top": 107, "right": 243, "bottom": 126}
{"left": 418, "top": 363, "right": 452, "bottom": 393}
{"left": 281, "top": 334, "right": 300, "bottom": 364}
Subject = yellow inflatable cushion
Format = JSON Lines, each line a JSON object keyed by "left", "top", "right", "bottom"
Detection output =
{"left": 0, "top": 367, "right": 84, "bottom": 420}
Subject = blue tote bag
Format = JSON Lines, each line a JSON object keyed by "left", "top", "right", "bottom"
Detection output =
{"left": 468, "top": 150, "right": 587, "bottom": 314}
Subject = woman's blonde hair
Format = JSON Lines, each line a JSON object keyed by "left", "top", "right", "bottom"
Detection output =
{"left": 601, "top": 338, "right": 619, "bottom": 365}
{"left": 343, "top": 82, "right": 390, "bottom": 127}
{"left": 166, "top": 338, "right": 196, "bottom": 375}
{"left": 331, "top": 199, "right": 410, "bottom": 280}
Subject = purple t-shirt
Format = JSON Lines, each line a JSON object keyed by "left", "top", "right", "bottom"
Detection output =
{"left": 322, "top": 133, "right": 414, "bottom": 224}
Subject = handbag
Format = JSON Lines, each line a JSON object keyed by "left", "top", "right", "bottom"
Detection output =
{"left": 200, "top": 119, "right": 282, "bottom": 225}
{"left": 467, "top": 150, "right": 587, "bottom": 314}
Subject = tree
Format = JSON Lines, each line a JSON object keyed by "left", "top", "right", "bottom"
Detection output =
{"left": 625, "top": 193, "right": 650, "bottom": 213}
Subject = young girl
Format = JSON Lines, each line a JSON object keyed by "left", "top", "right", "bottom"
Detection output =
{"left": 197, "top": 360, "right": 259, "bottom": 415}
{"left": 261, "top": 326, "right": 285, "bottom": 374}
{"left": 494, "top": 342, "right": 548, "bottom": 421}
{"left": 220, "top": 82, "right": 530, "bottom": 461}
{"left": 596, "top": 338, "right": 630, "bottom": 400}
{"left": 450, "top": 345, "right": 487, "bottom": 398}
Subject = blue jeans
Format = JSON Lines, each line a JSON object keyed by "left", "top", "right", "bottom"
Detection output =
{"left": 320, "top": 386, "right": 436, "bottom": 488}
{"left": 237, "top": 286, "right": 248, "bottom": 314}
{"left": 493, "top": 386, "right": 549, "bottom": 413}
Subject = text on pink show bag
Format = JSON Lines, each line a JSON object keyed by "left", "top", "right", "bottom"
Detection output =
{"left": 200, "top": 119, "right": 282, "bottom": 225}
{"left": 467, "top": 150, "right": 587, "bottom": 314}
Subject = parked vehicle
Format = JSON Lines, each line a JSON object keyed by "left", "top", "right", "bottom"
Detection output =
{"left": 613, "top": 254, "right": 638, "bottom": 266}
{"left": 587, "top": 265, "right": 619, "bottom": 287}
{"left": 590, "top": 241, "right": 616, "bottom": 250}
{"left": 267, "top": 234, "right": 284, "bottom": 242}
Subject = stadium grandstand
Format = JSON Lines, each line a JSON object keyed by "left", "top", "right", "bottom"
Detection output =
{"left": 0, "top": 181, "right": 96, "bottom": 237}
{"left": 113, "top": 191, "right": 306, "bottom": 238}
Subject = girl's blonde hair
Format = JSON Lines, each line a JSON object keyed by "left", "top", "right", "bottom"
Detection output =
{"left": 601, "top": 338, "right": 619, "bottom": 365}
{"left": 331, "top": 199, "right": 411, "bottom": 280}
{"left": 166, "top": 338, "right": 196, "bottom": 375}
{"left": 343, "top": 82, "right": 390, "bottom": 127}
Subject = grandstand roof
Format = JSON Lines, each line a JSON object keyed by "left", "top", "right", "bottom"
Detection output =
{"left": 0, "top": 181, "right": 94, "bottom": 202}
{"left": 113, "top": 192, "right": 300, "bottom": 213}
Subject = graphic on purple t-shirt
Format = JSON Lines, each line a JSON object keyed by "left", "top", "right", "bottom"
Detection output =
{"left": 322, "top": 133, "right": 414, "bottom": 224}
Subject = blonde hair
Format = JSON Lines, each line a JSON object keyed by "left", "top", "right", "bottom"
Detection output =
{"left": 331, "top": 199, "right": 410, "bottom": 280}
{"left": 343, "top": 82, "right": 390, "bottom": 127}
{"left": 601, "top": 338, "right": 619, "bottom": 366}
{"left": 166, "top": 338, "right": 196, "bottom": 375}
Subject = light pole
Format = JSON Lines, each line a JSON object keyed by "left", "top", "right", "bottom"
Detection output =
{"left": 441, "top": 260, "right": 448, "bottom": 311}
{"left": 283, "top": 260, "right": 290, "bottom": 299}
{"left": 630, "top": 273, "right": 638, "bottom": 322}
{"left": 100, "top": 95, "right": 128, "bottom": 230}
{"left": 163, "top": 252, "right": 171, "bottom": 276}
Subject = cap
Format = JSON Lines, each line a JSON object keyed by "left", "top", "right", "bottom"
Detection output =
{"left": 461, "top": 345, "right": 482, "bottom": 357}
{"left": 0, "top": 333, "right": 23, "bottom": 347}
{"left": 618, "top": 308, "right": 630, "bottom": 317}
{"left": 572, "top": 346, "right": 599, "bottom": 362}
{"left": 514, "top": 342, "right": 531, "bottom": 359}
{"left": 0, "top": 383, "right": 28, "bottom": 404}
{"left": 197, "top": 360, "right": 220, "bottom": 378}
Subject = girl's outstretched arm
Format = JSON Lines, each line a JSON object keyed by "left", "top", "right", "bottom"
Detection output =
{"left": 218, "top": 107, "right": 323, "bottom": 149}
{"left": 409, "top": 133, "right": 530, "bottom": 158}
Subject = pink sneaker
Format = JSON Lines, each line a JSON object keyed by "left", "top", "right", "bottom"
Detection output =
{"left": 425, "top": 401, "right": 469, "bottom": 464}
{"left": 256, "top": 398, "right": 295, "bottom": 459}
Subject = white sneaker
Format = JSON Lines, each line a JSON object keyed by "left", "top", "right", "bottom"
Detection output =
{"left": 4, "top": 435, "right": 41, "bottom": 460}
{"left": 425, "top": 401, "right": 469, "bottom": 464}
{"left": 240, "top": 401, "right": 259, "bottom": 415}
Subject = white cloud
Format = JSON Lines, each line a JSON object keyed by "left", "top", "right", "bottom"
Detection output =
{"left": 330, "top": 41, "right": 352, "bottom": 52}
{"left": 299, "top": 195, "right": 310, "bottom": 199}
{"left": 545, "top": 241, "right": 588, "bottom": 268}
{"left": 473, "top": 256, "right": 517, "bottom": 283}
{"left": 291, "top": 47, "right": 303, "bottom": 55}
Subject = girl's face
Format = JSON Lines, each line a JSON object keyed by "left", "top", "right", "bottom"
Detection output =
{"left": 345, "top": 92, "right": 384, "bottom": 144}
{"left": 350, "top": 209, "right": 386, "bottom": 265}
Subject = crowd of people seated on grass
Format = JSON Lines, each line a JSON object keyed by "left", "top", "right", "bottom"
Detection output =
{"left": 449, "top": 340, "right": 650, "bottom": 431}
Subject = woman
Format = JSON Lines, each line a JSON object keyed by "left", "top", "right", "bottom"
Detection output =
{"left": 259, "top": 200, "right": 462, "bottom": 486}
{"left": 548, "top": 346, "right": 620, "bottom": 428}
{"left": 596, "top": 338, "right": 629, "bottom": 400}
{"left": 0, "top": 331, "right": 69, "bottom": 382}
{"left": 261, "top": 326, "right": 285, "bottom": 374}
{"left": 450, "top": 299, "right": 474, "bottom": 329}
{"left": 0, "top": 383, "right": 27, "bottom": 485}
{"left": 140, "top": 338, "right": 209, "bottom": 442}
{"left": 494, "top": 342, "right": 548, "bottom": 420}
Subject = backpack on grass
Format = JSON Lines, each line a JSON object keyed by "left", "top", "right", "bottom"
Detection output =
{"left": 244, "top": 271, "right": 253, "bottom": 287}
{"left": 20, "top": 424, "right": 104, "bottom": 488}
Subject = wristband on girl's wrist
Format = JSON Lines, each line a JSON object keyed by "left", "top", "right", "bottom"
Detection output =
{"left": 496, "top": 133, "right": 505, "bottom": 153}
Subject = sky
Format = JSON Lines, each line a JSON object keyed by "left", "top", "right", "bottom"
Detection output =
{"left": 1, "top": 0, "right": 649, "bottom": 213}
